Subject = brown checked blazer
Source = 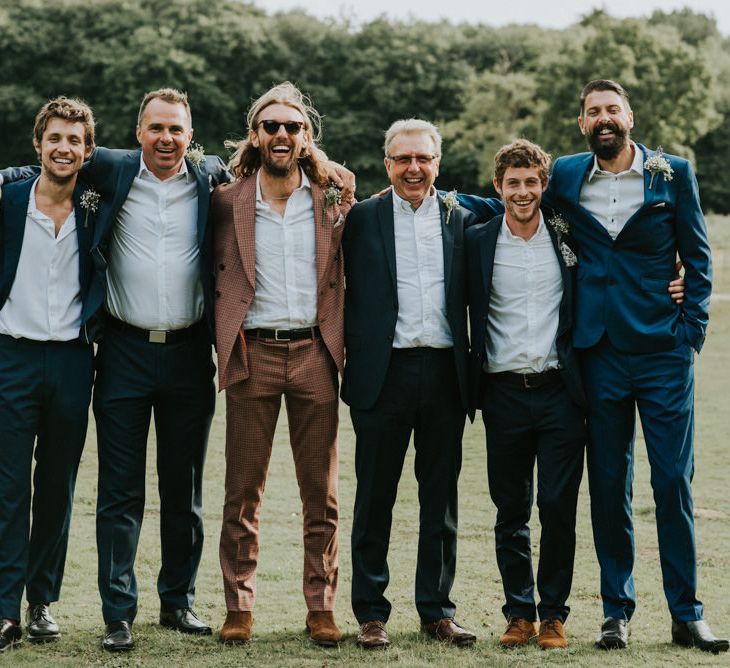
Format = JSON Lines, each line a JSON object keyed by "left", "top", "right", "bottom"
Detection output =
{"left": 212, "top": 173, "right": 352, "bottom": 390}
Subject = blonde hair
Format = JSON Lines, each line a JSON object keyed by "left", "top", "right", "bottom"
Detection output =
{"left": 225, "top": 81, "right": 329, "bottom": 185}
{"left": 383, "top": 118, "right": 442, "bottom": 157}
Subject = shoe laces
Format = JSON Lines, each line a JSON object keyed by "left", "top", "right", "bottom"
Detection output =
{"left": 29, "top": 604, "right": 51, "bottom": 623}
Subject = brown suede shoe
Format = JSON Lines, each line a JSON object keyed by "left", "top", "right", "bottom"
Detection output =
{"left": 357, "top": 620, "right": 390, "bottom": 649}
{"left": 537, "top": 619, "right": 567, "bottom": 649}
{"left": 422, "top": 618, "right": 476, "bottom": 647}
{"left": 499, "top": 618, "right": 538, "bottom": 647}
{"left": 305, "top": 611, "right": 342, "bottom": 647}
{"left": 219, "top": 611, "right": 253, "bottom": 644}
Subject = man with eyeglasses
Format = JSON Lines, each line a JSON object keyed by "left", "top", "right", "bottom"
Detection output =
{"left": 343, "top": 119, "right": 483, "bottom": 649}
{"left": 212, "top": 82, "right": 354, "bottom": 646}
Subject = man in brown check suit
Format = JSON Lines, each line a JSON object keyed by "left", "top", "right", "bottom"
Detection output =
{"left": 211, "top": 82, "right": 353, "bottom": 646}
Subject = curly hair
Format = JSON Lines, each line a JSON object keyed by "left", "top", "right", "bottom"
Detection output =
{"left": 33, "top": 96, "right": 95, "bottom": 150}
{"left": 493, "top": 139, "right": 551, "bottom": 187}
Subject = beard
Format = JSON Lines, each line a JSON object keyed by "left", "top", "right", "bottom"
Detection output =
{"left": 586, "top": 121, "right": 628, "bottom": 161}
{"left": 261, "top": 145, "right": 298, "bottom": 178}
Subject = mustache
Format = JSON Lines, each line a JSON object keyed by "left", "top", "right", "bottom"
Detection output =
{"left": 591, "top": 120, "right": 621, "bottom": 137}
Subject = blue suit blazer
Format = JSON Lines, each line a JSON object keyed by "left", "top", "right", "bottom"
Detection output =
{"left": 0, "top": 177, "right": 97, "bottom": 341}
{"left": 465, "top": 210, "right": 586, "bottom": 413}
{"left": 547, "top": 144, "right": 712, "bottom": 353}
{"left": 341, "top": 190, "right": 478, "bottom": 417}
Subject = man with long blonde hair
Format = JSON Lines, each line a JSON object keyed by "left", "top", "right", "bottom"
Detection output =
{"left": 213, "top": 82, "right": 353, "bottom": 646}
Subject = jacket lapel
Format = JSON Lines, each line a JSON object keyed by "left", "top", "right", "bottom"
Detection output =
{"left": 190, "top": 157, "right": 211, "bottom": 247}
{"left": 439, "top": 195, "right": 455, "bottom": 301}
{"left": 479, "top": 217, "right": 500, "bottom": 306}
{"left": 2, "top": 179, "right": 34, "bottom": 299}
{"left": 311, "top": 181, "right": 330, "bottom": 289}
{"left": 377, "top": 191, "right": 397, "bottom": 294}
{"left": 97, "top": 152, "right": 139, "bottom": 246}
{"left": 234, "top": 176, "right": 257, "bottom": 291}
{"left": 72, "top": 182, "right": 93, "bottom": 289}
{"left": 544, "top": 211, "right": 572, "bottom": 336}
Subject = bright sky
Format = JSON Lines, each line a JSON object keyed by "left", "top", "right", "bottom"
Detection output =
{"left": 255, "top": 0, "right": 729, "bottom": 35}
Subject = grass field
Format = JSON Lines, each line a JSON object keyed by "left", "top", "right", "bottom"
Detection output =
{"left": 2, "top": 217, "right": 729, "bottom": 667}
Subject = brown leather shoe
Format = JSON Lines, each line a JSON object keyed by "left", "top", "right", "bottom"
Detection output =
{"left": 357, "top": 620, "right": 390, "bottom": 649}
{"left": 422, "top": 618, "right": 476, "bottom": 647}
{"left": 537, "top": 618, "right": 567, "bottom": 649}
{"left": 499, "top": 617, "right": 538, "bottom": 647}
{"left": 305, "top": 611, "right": 342, "bottom": 647}
{"left": 219, "top": 611, "right": 253, "bottom": 644}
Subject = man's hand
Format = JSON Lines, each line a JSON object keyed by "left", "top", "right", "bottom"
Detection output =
{"left": 669, "top": 260, "right": 684, "bottom": 304}
{"left": 324, "top": 160, "right": 356, "bottom": 202}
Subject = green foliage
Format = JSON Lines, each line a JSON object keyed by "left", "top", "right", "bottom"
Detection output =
{"left": 0, "top": 0, "right": 727, "bottom": 207}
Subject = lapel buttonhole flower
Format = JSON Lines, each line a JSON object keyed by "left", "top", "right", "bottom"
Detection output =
{"left": 80, "top": 188, "right": 100, "bottom": 228}
{"left": 442, "top": 189, "right": 458, "bottom": 225}
{"left": 185, "top": 142, "right": 205, "bottom": 168}
{"left": 644, "top": 147, "right": 674, "bottom": 190}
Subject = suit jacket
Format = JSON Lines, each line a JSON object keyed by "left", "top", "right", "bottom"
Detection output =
{"left": 341, "top": 189, "right": 477, "bottom": 416}
{"left": 212, "top": 173, "right": 351, "bottom": 391}
{"left": 547, "top": 143, "right": 712, "bottom": 353}
{"left": 0, "top": 176, "right": 96, "bottom": 341}
{"left": 464, "top": 211, "right": 586, "bottom": 413}
{"left": 1, "top": 148, "right": 230, "bottom": 338}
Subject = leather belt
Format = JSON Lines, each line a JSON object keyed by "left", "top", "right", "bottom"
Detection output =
{"left": 245, "top": 326, "right": 321, "bottom": 342}
{"left": 489, "top": 368, "right": 562, "bottom": 389}
{"left": 106, "top": 316, "right": 204, "bottom": 344}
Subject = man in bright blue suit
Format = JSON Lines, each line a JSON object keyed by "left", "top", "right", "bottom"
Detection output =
{"left": 458, "top": 78, "right": 724, "bottom": 653}
{"left": 0, "top": 98, "right": 97, "bottom": 652}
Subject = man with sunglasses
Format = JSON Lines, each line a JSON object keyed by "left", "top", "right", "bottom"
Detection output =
{"left": 212, "top": 82, "right": 353, "bottom": 647}
{"left": 343, "top": 119, "right": 480, "bottom": 649}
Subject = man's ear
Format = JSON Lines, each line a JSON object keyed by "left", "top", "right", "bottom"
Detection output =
{"left": 492, "top": 177, "right": 502, "bottom": 196}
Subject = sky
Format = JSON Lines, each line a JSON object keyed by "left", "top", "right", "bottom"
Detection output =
{"left": 253, "top": 0, "right": 729, "bottom": 35}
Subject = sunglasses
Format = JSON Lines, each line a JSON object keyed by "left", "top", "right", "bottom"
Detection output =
{"left": 258, "top": 120, "right": 305, "bottom": 136}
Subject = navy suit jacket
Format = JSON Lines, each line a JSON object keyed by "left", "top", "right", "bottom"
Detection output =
{"left": 547, "top": 144, "right": 712, "bottom": 353}
{"left": 464, "top": 211, "right": 586, "bottom": 413}
{"left": 0, "top": 177, "right": 97, "bottom": 341}
{"left": 1, "top": 148, "right": 229, "bottom": 338}
{"left": 341, "top": 190, "right": 478, "bottom": 417}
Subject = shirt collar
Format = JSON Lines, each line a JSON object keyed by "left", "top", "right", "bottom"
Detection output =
{"left": 391, "top": 185, "right": 438, "bottom": 214}
{"left": 138, "top": 152, "right": 191, "bottom": 182}
{"left": 500, "top": 210, "right": 546, "bottom": 242}
{"left": 587, "top": 141, "right": 643, "bottom": 182}
{"left": 255, "top": 168, "right": 311, "bottom": 204}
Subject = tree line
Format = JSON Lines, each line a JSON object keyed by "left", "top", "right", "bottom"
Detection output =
{"left": 1, "top": 0, "right": 728, "bottom": 211}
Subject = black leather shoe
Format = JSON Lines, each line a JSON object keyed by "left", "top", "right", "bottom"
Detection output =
{"left": 672, "top": 620, "right": 729, "bottom": 653}
{"left": 0, "top": 620, "right": 22, "bottom": 652}
{"left": 26, "top": 604, "right": 60, "bottom": 642}
{"left": 595, "top": 617, "right": 630, "bottom": 649}
{"left": 102, "top": 621, "right": 134, "bottom": 652}
{"left": 160, "top": 608, "right": 212, "bottom": 635}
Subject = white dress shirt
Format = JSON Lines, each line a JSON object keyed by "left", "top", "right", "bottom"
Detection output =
{"left": 0, "top": 178, "right": 82, "bottom": 341}
{"left": 486, "top": 214, "right": 562, "bottom": 373}
{"left": 105, "top": 154, "right": 202, "bottom": 330}
{"left": 580, "top": 142, "right": 645, "bottom": 239}
{"left": 243, "top": 169, "right": 318, "bottom": 330}
{"left": 392, "top": 188, "right": 452, "bottom": 349}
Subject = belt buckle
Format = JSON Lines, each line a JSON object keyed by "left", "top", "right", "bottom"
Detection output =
{"left": 149, "top": 330, "right": 167, "bottom": 344}
{"left": 523, "top": 373, "right": 535, "bottom": 389}
{"left": 274, "top": 329, "right": 290, "bottom": 342}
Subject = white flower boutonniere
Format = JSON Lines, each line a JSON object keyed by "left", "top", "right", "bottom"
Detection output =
{"left": 547, "top": 213, "right": 569, "bottom": 236}
{"left": 644, "top": 147, "right": 674, "bottom": 190}
{"left": 185, "top": 142, "right": 205, "bottom": 168}
{"left": 322, "top": 183, "right": 342, "bottom": 226}
{"left": 560, "top": 241, "right": 578, "bottom": 267}
{"left": 80, "top": 188, "right": 100, "bottom": 228}
{"left": 443, "top": 190, "right": 458, "bottom": 225}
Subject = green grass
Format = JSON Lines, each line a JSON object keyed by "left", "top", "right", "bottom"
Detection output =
{"left": 3, "top": 217, "right": 730, "bottom": 667}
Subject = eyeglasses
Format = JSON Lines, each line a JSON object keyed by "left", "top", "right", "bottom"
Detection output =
{"left": 257, "top": 120, "right": 305, "bottom": 136}
{"left": 387, "top": 154, "right": 438, "bottom": 166}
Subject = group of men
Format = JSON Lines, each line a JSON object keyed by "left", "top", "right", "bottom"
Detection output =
{"left": 0, "top": 77, "right": 726, "bottom": 656}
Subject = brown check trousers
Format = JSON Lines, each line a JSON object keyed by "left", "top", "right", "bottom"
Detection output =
{"left": 219, "top": 334, "right": 339, "bottom": 612}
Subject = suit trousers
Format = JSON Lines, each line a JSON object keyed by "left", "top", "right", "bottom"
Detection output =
{"left": 580, "top": 336, "right": 703, "bottom": 622}
{"left": 350, "top": 347, "right": 464, "bottom": 625}
{"left": 93, "top": 323, "right": 215, "bottom": 623}
{"left": 219, "top": 335, "right": 339, "bottom": 612}
{"left": 481, "top": 373, "right": 586, "bottom": 623}
{"left": 0, "top": 335, "right": 93, "bottom": 621}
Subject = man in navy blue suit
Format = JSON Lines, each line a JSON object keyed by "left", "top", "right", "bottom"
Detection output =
{"left": 465, "top": 140, "right": 586, "bottom": 650}
{"left": 0, "top": 98, "right": 97, "bottom": 653}
{"left": 547, "top": 79, "right": 725, "bottom": 653}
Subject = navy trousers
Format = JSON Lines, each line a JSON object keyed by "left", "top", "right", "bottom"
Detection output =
{"left": 0, "top": 335, "right": 93, "bottom": 621}
{"left": 350, "top": 347, "right": 464, "bottom": 625}
{"left": 581, "top": 336, "right": 703, "bottom": 622}
{"left": 93, "top": 322, "right": 215, "bottom": 623}
{"left": 481, "top": 374, "right": 586, "bottom": 623}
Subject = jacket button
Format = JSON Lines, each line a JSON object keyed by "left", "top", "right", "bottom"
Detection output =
{"left": 329, "top": 280, "right": 337, "bottom": 288}
{"left": 215, "top": 290, "right": 221, "bottom": 297}
{"left": 219, "top": 263, "right": 225, "bottom": 270}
